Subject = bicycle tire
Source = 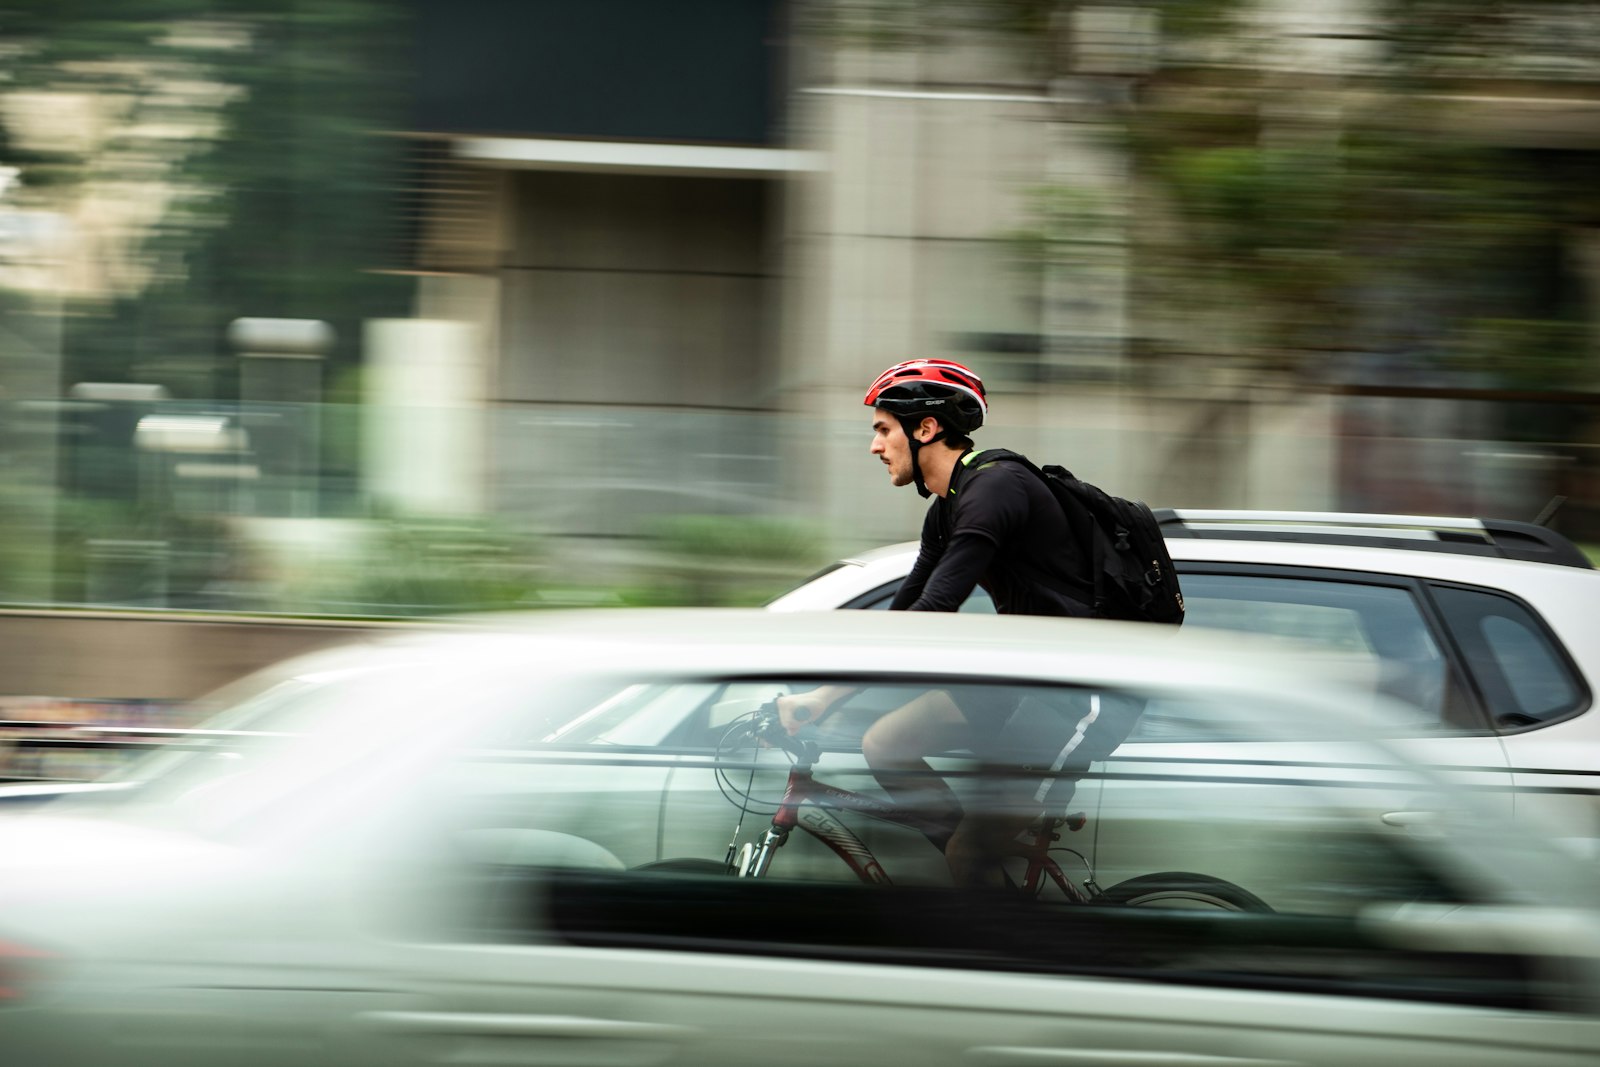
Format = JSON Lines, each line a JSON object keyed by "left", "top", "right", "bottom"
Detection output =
{"left": 1094, "top": 871, "right": 1271, "bottom": 913}
{"left": 632, "top": 858, "right": 732, "bottom": 875}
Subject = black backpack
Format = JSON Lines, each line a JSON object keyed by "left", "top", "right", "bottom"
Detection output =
{"left": 970, "top": 449, "right": 1185, "bottom": 626}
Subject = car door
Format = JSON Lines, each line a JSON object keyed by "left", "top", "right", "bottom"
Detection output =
{"left": 1173, "top": 566, "right": 1513, "bottom": 792}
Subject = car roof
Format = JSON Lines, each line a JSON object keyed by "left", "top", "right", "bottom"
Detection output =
{"left": 1158, "top": 510, "right": 1592, "bottom": 569}
{"left": 766, "top": 529, "right": 1600, "bottom": 642}
{"left": 809, "top": 530, "right": 1600, "bottom": 587}
{"left": 1164, "top": 534, "right": 1600, "bottom": 581}
{"left": 255, "top": 608, "right": 1346, "bottom": 704}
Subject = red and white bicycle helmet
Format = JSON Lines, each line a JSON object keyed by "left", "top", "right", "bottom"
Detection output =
{"left": 862, "top": 358, "right": 987, "bottom": 434}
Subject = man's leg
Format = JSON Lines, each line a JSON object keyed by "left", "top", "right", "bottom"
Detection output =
{"left": 952, "top": 689, "right": 1114, "bottom": 892}
{"left": 944, "top": 808, "right": 1038, "bottom": 889}
{"left": 860, "top": 690, "right": 972, "bottom": 853}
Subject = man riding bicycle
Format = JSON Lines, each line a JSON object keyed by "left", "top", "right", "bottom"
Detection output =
{"left": 778, "top": 359, "right": 1144, "bottom": 888}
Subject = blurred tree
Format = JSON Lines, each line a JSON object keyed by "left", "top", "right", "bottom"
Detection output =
{"left": 817, "top": 0, "right": 1595, "bottom": 390}
{"left": 0, "top": 0, "right": 412, "bottom": 397}
{"left": 1132, "top": 129, "right": 1578, "bottom": 378}
{"left": 0, "top": 0, "right": 413, "bottom": 605}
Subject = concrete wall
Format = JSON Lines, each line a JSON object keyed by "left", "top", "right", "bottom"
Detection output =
{"left": 499, "top": 171, "right": 776, "bottom": 408}
{"left": 0, "top": 611, "right": 399, "bottom": 701}
{"left": 481, "top": 170, "right": 787, "bottom": 542}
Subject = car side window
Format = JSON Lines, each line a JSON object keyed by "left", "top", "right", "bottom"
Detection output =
{"left": 1428, "top": 584, "right": 1586, "bottom": 729}
{"left": 1170, "top": 573, "right": 1467, "bottom": 731}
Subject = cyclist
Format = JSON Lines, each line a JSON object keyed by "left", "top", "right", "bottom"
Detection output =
{"left": 778, "top": 358, "right": 1143, "bottom": 888}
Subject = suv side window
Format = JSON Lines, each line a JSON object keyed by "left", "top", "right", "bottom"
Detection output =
{"left": 847, "top": 582, "right": 996, "bottom": 613}
{"left": 1428, "top": 584, "right": 1586, "bottom": 729}
{"left": 1171, "top": 573, "right": 1469, "bottom": 730}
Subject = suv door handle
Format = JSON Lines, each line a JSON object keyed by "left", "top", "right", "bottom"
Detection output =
{"left": 968, "top": 1050, "right": 1303, "bottom": 1067}
{"left": 361, "top": 1011, "right": 693, "bottom": 1040}
{"left": 1380, "top": 810, "right": 1439, "bottom": 828}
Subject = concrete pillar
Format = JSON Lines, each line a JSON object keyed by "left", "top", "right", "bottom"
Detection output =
{"left": 363, "top": 318, "right": 486, "bottom": 517}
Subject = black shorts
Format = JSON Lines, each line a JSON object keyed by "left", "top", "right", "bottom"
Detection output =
{"left": 943, "top": 686, "right": 1145, "bottom": 811}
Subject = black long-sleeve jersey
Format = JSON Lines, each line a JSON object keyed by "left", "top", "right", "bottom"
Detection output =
{"left": 891, "top": 449, "right": 1093, "bottom": 616}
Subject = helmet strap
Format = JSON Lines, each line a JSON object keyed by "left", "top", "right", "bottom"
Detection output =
{"left": 901, "top": 419, "right": 947, "bottom": 499}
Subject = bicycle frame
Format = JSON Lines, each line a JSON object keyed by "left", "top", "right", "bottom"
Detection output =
{"left": 733, "top": 734, "right": 1096, "bottom": 903}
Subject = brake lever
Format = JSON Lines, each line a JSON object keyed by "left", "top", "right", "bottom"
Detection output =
{"left": 753, "top": 701, "right": 809, "bottom": 759}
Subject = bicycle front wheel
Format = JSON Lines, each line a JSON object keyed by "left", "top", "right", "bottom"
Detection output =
{"left": 1096, "top": 871, "right": 1271, "bottom": 912}
{"left": 632, "top": 858, "right": 731, "bottom": 875}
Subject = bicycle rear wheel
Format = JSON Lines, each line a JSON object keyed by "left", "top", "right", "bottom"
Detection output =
{"left": 1095, "top": 871, "right": 1271, "bottom": 912}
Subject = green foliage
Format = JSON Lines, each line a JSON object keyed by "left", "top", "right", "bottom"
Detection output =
{"left": 641, "top": 515, "right": 829, "bottom": 607}
{"left": 1155, "top": 0, "right": 1250, "bottom": 41}
{"left": 1377, "top": 0, "right": 1600, "bottom": 80}
{"left": 1122, "top": 118, "right": 1583, "bottom": 377}
{"left": 1447, "top": 319, "right": 1593, "bottom": 391}
{"left": 1005, "top": 185, "right": 1122, "bottom": 269}
{"left": 650, "top": 515, "right": 825, "bottom": 564}
{"left": 304, "top": 518, "right": 544, "bottom": 616}
{"left": 0, "top": 0, "right": 413, "bottom": 394}
{"left": 0, "top": 477, "right": 229, "bottom": 607}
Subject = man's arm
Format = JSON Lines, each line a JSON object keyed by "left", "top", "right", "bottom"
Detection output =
{"left": 890, "top": 505, "right": 945, "bottom": 610}
{"left": 903, "top": 533, "right": 996, "bottom": 611}
{"left": 901, "top": 463, "right": 1025, "bottom": 612}
{"left": 777, "top": 684, "right": 857, "bottom": 734}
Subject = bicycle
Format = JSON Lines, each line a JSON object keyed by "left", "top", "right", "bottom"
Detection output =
{"left": 645, "top": 701, "right": 1271, "bottom": 912}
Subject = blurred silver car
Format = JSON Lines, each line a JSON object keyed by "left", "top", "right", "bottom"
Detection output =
{"left": 2, "top": 609, "right": 1599, "bottom": 1067}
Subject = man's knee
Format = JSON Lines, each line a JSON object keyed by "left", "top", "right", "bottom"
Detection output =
{"left": 863, "top": 690, "right": 970, "bottom": 769}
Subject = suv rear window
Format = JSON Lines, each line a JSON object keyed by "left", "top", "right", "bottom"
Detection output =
{"left": 1428, "top": 585, "right": 1586, "bottom": 728}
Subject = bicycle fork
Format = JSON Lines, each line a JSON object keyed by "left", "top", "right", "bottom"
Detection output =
{"left": 736, "top": 823, "right": 790, "bottom": 877}
{"left": 729, "top": 779, "right": 804, "bottom": 878}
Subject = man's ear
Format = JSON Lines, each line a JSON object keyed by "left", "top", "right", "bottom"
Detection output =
{"left": 917, "top": 416, "right": 943, "bottom": 443}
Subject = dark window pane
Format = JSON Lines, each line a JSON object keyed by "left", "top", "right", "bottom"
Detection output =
{"left": 1431, "top": 585, "right": 1585, "bottom": 727}
{"left": 853, "top": 583, "right": 995, "bottom": 612}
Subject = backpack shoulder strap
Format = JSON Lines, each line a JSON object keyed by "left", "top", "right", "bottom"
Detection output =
{"left": 963, "top": 447, "right": 1036, "bottom": 474}
{"left": 958, "top": 448, "right": 1099, "bottom": 610}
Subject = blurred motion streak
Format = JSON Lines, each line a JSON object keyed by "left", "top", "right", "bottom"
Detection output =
{"left": 3, "top": 611, "right": 1600, "bottom": 1064}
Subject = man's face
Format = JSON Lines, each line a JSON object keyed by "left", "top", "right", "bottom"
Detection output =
{"left": 870, "top": 409, "right": 917, "bottom": 487}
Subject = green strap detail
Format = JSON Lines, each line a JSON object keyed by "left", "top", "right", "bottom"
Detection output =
{"left": 950, "top": 448, "right": 993, "bottom": 496}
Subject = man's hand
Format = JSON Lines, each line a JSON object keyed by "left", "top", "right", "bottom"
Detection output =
{"left": 776, "top": 692, "right": 831, "bottom": 736}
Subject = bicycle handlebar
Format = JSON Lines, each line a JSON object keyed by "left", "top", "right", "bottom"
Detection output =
{"left": 752, "top": 701, "right": 819, "bottom": 763}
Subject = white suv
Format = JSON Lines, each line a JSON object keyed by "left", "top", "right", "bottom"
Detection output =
{"left": 770, "top": 511, "right": 1600, "bottom": 848}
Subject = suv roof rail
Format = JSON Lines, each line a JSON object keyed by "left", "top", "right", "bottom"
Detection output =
{"left": 1154, "top": 509, "right": 1594, "bottom": 570}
